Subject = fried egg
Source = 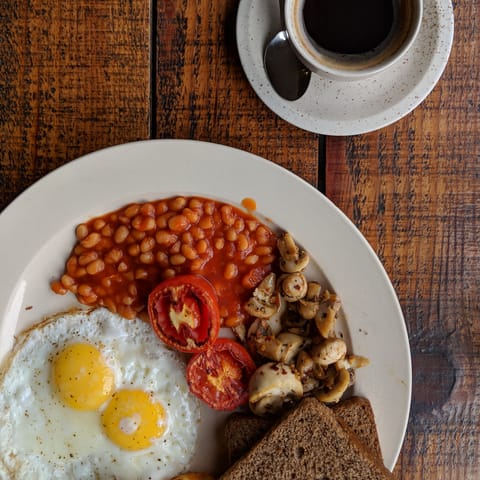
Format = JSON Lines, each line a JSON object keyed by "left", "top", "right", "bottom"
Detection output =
{"left": 0, "top": 308, "right": 200, "bottom": 479}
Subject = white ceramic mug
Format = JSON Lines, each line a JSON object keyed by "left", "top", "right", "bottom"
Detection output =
{"left": 284, "top": 0, "right": 423, "bottom": 81}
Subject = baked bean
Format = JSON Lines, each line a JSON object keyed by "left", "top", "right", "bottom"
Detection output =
{"left": 66, "top": 257, "right": 78, "bottom": 275}
{"left": 75, "top": 267, "right": 87, "bottom": 278}
{"left": 255, "top": 246, "right": 272, "bottom": 256}
{"left": 204, "top": 201, "right": 215, "bottom": 215}
{"left": 135, "top": 268, "right": 148, "bottom": 280}
{"left": 156, "top": 251, "right": 169, "bottom": 266}
{"left": 81, "top": 232, "right": 102, "bottom": 248}
{"left": 86, "top": 259, "right": 105, "bottom": 275}
{"left": 141, "top": 236, "right": 155, "bottom": 253}
{"left": 74, "top": 245, "right": 86, "bottom": 255}
{"left": 101, "top": 277, "right": 112, "bottom": 288}
{"left": 237, "top": 233, "right": 249, "bottom": 252}
{"left": 190, "top": 259, "right": 204, "bottom": 271}
{"left": 181, "top": 232, "right": 193, "bottom": 245}
{"left": 183, "top": 208, "right": 200, "bottom": 224}
{"left": 118, "top": 262, "right": 129, "bottom": 273}
{"left": 124, "top": 204, "right": 140, "bottom": 218}
{"left": 140, "top": 203, "right": 155, "bottom": 217}
{"left": 221, "top": 205, "right": 235, "bottom": 226}
{"left": 79, "top": 294, "right": 98, "bottom": 305}
{"left": 256, "top": 225, "right": 271, "bottom": 245}
{"left": 122, "top": 296, "right": 134, "bottom": 306}
{"left": 215, "top": 238, "right": 225, "bottom": 250}
{"left": 156, "top": 201, "right": 168, "bottom": 214}
{"left": 156, "top": 212, "right": 175, "bottom": 229}
{"left": 114, "top": 225, "right": 129, "bottom": 244}
{"left": 196, "top": 239, "right": 208, "bottom": 254}
{"left": 128, "top": 283, "right": 137, "bottom": 296}
{"left": 189, "top": 198, "right": 203, "bottom": 209}
{"left": 51, "top": 280, "right": 67, "bottom": 295}
{"left": 131, "top": 229, "right": 146, "bottom": 241}
{"left": 169, "top": 241, "right": 181, "bottom": 254}
{"left": 139, "top": 252, "right": 154, "bottom": 264}
{"left": 262, "top": 254, "right": 276, "bottom": 265}
{"left": 118, "top": 215, "right": 130, "bottom": 225}
{"left": 169, "top": 196, "right": 187, "bottom": 211}
{"left": 76, "top": 224, "right": 89, "bottom": 240}
{"left": 78, "top": 251, "right": 98, "bottom": 266}
{"left": 181, "top": 244, "right": 198, "bottom": 260}
{"left": 118, "top": 305, "right": 135, "bottom": 320}
{"left": 93, "top": 219, "right": 106, "bottom": 231}
{"left": 199, "top": 216, "right": 213, "bottom": 229}
{"left": 234, "top": 218, "right": 245, "bottom": 232}
{"left": 224, "top": 263, "right": 238, "bottom": 280}
{"left": 105, "top": 247, "right": 123, "bottom": 264}
{"left": 155, "top": 230, "right": 177, "bottom": 246}
{"left": 190, "top": 226, "right": 205, "bottom": 240}
{"left": 245, "top": 254, "right": 259, "bottom": 265}
{"left": 101, "top": 224, "right": 113, "bottom": 237}
{"left": 78, "top": 284, "right": 94, "bottom": 297}
{"left": 60, "top": 274, "right": 76, "bottom": 288}
{"left": 163, "top": 268, "right": 176, "bottom": 279}
{"left": 170, "top": 254, "right": 186, "bottom": 266}
{"left": 168, "top": 214, "right": 190, "bottom": 232}
{"left": 226, "top": 228, "right": 238, "bottom": 242}
{"left": 128, "top": 244, "right": 140, "bottom": 257}
{"left": 246, "top": 220, "right": 258, "bottom": 232}
{"left": 132, "top": 215, "right": 155, "bottom": 232}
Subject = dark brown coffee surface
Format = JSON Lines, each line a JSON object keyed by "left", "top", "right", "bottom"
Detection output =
{"left": 303, "top": 0, "right": 394, "bottom": 54}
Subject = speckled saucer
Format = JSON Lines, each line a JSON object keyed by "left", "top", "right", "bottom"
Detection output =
{"left": 236, "top": 0, "right": 454, "bottom": 136}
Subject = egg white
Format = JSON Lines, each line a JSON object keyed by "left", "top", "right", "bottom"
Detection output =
{"left": 0, "top": 308, "right": 200, "bottom": 480}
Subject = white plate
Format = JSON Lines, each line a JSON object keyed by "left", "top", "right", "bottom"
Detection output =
{"left": 236, "top": 0, "right": 454, "bottom": 135}
{"left": 0, "top": 140, "right": 411, "bottom": 472}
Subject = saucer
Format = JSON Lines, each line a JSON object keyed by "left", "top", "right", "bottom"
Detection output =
{"left": 236, "top": 0, "right": 454, "bottom": 135}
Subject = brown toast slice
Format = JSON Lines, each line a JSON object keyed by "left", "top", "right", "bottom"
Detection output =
{"left": 224, "top": 396, "right": 383, "bottom": 464}
{"left": 219, "top": 397, "right": 393, "bottom": 480}
{"left": 332, "top": 396, "right": 383, "bottom": 460}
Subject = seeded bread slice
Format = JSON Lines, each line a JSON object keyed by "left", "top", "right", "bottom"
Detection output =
{"left": 219, "top": 397, "right": 393, "bottom": 480}
{"left": 224, "top": 396, "right": 383, "bottom": 464}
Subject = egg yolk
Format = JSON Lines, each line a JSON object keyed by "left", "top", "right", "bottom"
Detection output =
{"left": 101, "top": 389, "right": 167, "bottom": 451}
{"left": 52, "top": 343, "right": 115, "bottom": 410}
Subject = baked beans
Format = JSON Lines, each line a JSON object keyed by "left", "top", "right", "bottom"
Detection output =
{"left": 51, "top": 196, "right": 278, "bottom": 324}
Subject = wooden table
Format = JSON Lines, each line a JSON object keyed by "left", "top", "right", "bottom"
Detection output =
{"left": 1, "top": 1, "right": 478, "bottom": 478}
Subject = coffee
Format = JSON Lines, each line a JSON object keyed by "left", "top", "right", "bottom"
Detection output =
{"left": 303, "top": 0, "right": 395, "bottom": 55}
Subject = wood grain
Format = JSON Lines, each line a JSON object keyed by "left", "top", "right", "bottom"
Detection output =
{"left": 0, "top": 0, "right": 151, "bottom": 211}
{"left": 325, "top": 1, "right": 480, "bottom": 478}
{"left": 154, "top": 0, "right": 321, "bottom": 188}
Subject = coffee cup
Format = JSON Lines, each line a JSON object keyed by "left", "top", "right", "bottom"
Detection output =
{"left": 284, "top": 0, "right": 423, "bottom": 81}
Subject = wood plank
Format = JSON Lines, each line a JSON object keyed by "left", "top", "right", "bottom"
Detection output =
{"left": 0, "top": 0, "right": 151, "bottom": 211}
{"left": 155, "top": 0, "right": 321, "bottom": 188}
{"left": 325, "top": 2, "right": 480, "bottom": 478}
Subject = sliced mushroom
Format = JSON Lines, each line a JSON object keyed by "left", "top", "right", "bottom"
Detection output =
{"left": 249, "top": 362, "right": 303, "bottom": 416}
{"left": 314, "top": 368, "right": 350, "bottom": 404}
{"left": 277, "top": 232, "right": 310, "bottom": 273}
{"left": 298, "top": 281, "right": 322, "bottom": 319}
{"left": 310, "top": 338, "right": 347, "bottom": 367}
{"left": 244, "top": 273, "right": 279, "bottom": 319}
{"left": 256, "top": 332, "right": 307, "bottom": 363}
{"left": 280, "top": 272, "right": 308, "bottom": 302}
{"left": 336, "top": 354, "right": 370, "bottom": 370}
{"left": 314, "top": 292, "right": 341, "bottom": 338}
